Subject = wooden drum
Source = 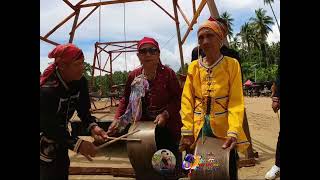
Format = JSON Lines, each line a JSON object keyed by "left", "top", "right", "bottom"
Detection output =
{"left": 126, "top": 121, "right": 164, "bottom": 180}
{"left": 190, "top": 137, "right": 238, "bottom": 180}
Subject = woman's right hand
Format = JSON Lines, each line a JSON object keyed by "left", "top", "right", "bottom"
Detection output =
{"left": 106, "top": 120, "right": 120, "bottom": 137}
{"left": 272, "top": 97, "right": 280, "bottom": 113}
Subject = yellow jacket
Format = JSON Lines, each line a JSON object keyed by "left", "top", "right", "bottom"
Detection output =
{"left": 180, "top": 56, "right": 249, "bottom": 152}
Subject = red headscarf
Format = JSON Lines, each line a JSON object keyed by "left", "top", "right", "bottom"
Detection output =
{"left": 137, "top": 37, "right": 160, "bottom": 50}
{"left": 40, "top": 43, "right": 84, "bottom": 86}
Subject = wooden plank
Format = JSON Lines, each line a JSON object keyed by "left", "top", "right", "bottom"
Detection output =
{"left": 69, "top": 10, "right": 81, "bottom": 43}
{"left": 206, "top": 0, "right": 220, "bottom": 18}
{"left": 40, "top": 36, "right": 59, "bottom": 46}
{"left": 172, "top": 0, "right": 185, "bottom": 74}
{"left": 63, "top": 0, "right": 76, "bottom": 10}
{"left": 176, "top": 3, "right": 190, "bottom": 26}
{"left": 69, "top": 167, "right": 135, "bottom": 177}
{"left": 181, "top": 0, "right": 207, "bottom": 44}
{"left": 75, "top": 6, "right": 99, "bottom": 30}
{"left": 192, "top": 0, "right": 196, "bottom": 15}
{"left": 44, "top": 11, "right": 76, "bottom": 39}
{"left": 75, "top": 0, "right": 87, "bottom": 6}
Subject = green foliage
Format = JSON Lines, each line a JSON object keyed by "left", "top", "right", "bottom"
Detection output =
{"left": 227, "top": 8, "right": 279, "bottom": 82}
{"left": 84, "top": 67, "right": 129, "bottom": 95}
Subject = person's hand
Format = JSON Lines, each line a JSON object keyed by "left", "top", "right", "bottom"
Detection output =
{"left": 272, "top": 97, "right": 280, "bottom": 113}
{"left": 272, "top": 101, "right": 280, "bottom": 113}
{"left": 78, "top": 140, "right": 97, "bottom": 161}
{"left": 154, "top": 111, "right": 169, "bottom": 127}
{"left": 179, "top": 135, "right": 195, "bottom": 153}
{"left": 106, "top": 120, "right": 120, "bottom": 137}
{"left": 222, "top": 137, "right": 237, "bottom": 150}
{"left": 91, "top": 126, "right": 108, "bottom": 145}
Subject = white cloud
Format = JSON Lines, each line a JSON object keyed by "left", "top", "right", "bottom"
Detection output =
{"left": 160, "top": 40, "right": 197, "bottom": 71}
{"left": 215, "top": 0, "right": 280, "bottom": 14}
{"left": 40, "top": 56, "right": 50, "bottom": 73}
{"left": 215, "top": 0, "right": 259, "bottom": 10}
{"left": 267, "top": 22, "right": 280, "bottom": 44}
{"left": 41, "top": 0, "right": 280, "bottom": 73}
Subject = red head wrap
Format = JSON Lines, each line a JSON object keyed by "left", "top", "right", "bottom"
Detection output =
{"left": 40, "top": 43, "right": 84, "bottom": 86}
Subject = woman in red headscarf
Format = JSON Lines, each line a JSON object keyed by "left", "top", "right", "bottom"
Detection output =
{"left": 40, "top": 43, "right": 108, "bottom": 180}
{"left": 107, "top": 37, "right": 183, "bottom": 176}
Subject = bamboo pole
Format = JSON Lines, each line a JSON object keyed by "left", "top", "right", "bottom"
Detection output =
{"left": 172, "top": 0, "right": 185, "bottom": 74}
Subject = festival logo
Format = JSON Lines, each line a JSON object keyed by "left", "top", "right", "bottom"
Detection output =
{"left": 182, "top": 152, "right": 220, "bottom": 174}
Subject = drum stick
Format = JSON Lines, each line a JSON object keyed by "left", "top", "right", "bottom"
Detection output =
{"left": 107, "top": 137, "right": 141, "bottom": 141}
{"left": 96, "top": 129, "right": 140, "bottom": 150}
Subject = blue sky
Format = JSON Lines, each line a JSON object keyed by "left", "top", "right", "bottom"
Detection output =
{"left": 40, "top": 0, "right": 280, "bottom": 73}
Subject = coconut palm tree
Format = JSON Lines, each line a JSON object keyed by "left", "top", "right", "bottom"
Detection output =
{"left": 250, "top": 8, "right": 274, "bottom": 67}
{"left": 220, "top": 11, "right": 234, "bottom": 41}
{"left": 263, "top": 0, "right": 280, "bottom": 32}
{"left": 238, "top": 22, "right": 257, "bottom": 51}
{"left": 230, "top": 35, "right": 241, "bottom": 50}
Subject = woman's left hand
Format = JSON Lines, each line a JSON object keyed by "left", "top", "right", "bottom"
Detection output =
{"left": 154, "top": 111, "right": 169, "bottom": 127}
{"left": 222, "top": 137, "right": 237, "bottom": 150}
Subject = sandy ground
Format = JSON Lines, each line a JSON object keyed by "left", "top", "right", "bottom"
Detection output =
{"left": 238, "top": 97, "right": 280, "bottom": 180}
{"left": 69, "top": 97, "right": 280, "bottom": 180}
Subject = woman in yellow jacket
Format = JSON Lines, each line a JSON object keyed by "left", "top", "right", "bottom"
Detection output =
{"left": 179, "top": 17, "right": 249, "bottom": 153}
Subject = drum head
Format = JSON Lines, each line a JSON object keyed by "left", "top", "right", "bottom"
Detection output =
{"left": 127, "top": 121, "right": 163, "bottom": 179}
{"left": 190, "top": 137, "right": 238, "bottom": 180}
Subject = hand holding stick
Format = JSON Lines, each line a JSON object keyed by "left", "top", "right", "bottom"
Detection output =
{"left": 96, "top": 129, "right": 140, "bottom": 150}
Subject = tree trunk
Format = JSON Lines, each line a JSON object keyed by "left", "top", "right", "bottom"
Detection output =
{"left": 269, "top": 2, "right": 280, "bottom": 33}
{"left": 246, "top": 37, "right": 250, "bottom": 52}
